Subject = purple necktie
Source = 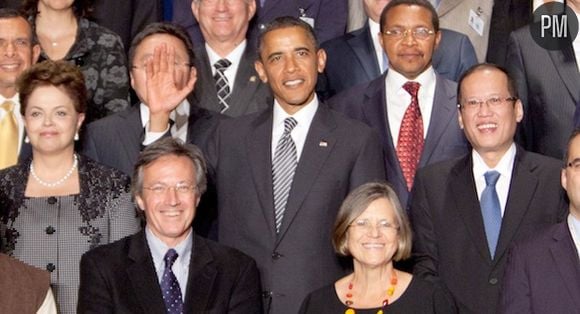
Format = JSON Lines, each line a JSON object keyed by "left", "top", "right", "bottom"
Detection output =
{"left": 160, "top": 249, "right": 183, "bottom": 314}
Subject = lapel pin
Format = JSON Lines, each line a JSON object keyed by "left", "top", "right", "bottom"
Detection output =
{"left": 249, "top": 75, "right": 257, "bottom": 82}
{"left": 319, "top": 141, "right": 328, "bottom": 147}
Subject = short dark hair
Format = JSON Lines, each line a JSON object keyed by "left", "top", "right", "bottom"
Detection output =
{"left": 379, "top": 0, "right": 440, "bottom": 34}
{"left": 257, "top": 16, "right": 319, "bottom": 59}
{"left": 563, "top": 128, "right": 580, "bottom": 167}
{"left": 457, "top": 63, "right": 519, "bottom": 107}
{"left": 0, "top": 8, "right": 35, "bottom": 42}
{"left": 332, "top": 182, "right": 412, "bottom": 261}
{"left": 17, "top": 60, "right": 87, "bottom": 116}
{"left": 128, "top": 22, "right": 195, "bottom": 66}
{"left": 22, "top": 0, "right": 94, "bottom": 18}
{"left": 132, "top": 137, "right": 208, "bottom": 199}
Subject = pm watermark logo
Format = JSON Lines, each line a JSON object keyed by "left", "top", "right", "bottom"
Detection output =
{"left": 531, "top": 2, "right": 578, "bottom": 50}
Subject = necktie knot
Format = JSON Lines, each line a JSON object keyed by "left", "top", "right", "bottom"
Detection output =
{"left": 214, "top": 59, "right": 232, "bottom": 72}
{"left": 484, "top": 171, "right": 500, "bottom": 187}
{"left": 1, "top": 100, "right": 15, "bottom": 113}
{"left": 283, "top": 117, "right": 298, "bottom": 135}
{"left": 403, "top": 81, "right": 421, "bottom": 98}
{"left": 164, "top": 249, "right": 178, "bottom": 268}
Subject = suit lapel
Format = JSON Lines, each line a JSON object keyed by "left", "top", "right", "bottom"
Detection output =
{"left": 119, "top": 106, "right": 146, "bottom": 168}
{"left": 548, "top": 44, "right": 580, "bottom": 104}
{"left": 450, "top": 155, "right": 492, "bottom": 261}
{"left": 126, "top": 232, "right": 167, "bottom": 313}
{"left": 494, "top": 148, "right": 538, "bottom": 263}
{"left": 348, "top": 26, "right": 381, "bottom": 80}
{"left": 183, "top": 235, "right": 216, "bottom": 312}
{"left": 246, "top": 110, "right": 277, "bottom": 238}
{"left": 437, "top": 0, "right": 463, "bottom": 16}
{"left": 229, "top": 48, "right": 262, "bottom": 116}
{"left": 193, "top": 48, "right": 220, "bottom": 112}
{"left": 420, "top": 75, "right": 458, "bottom": 165}
{"left": 276, "top": 104, "right": 336, "bottom": 243}
{"left": 550, "top": 222, "right": 580, "bottom": 308}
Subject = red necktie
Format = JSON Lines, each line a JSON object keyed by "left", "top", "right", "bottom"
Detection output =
{"left": 397, "top": 81, "right": 424, "bottom": 191}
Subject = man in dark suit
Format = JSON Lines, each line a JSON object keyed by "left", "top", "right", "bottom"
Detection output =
{"left": 486, "top": 0, "right": 531, "bottom": 66}
{"left": 189, "top": 0, "right": 272, "bottom": 117}
{"left": 78, "top": 138, "right": 262, "bottom": 313}
{"left": 506, "top": 3, "right": 580, "bottom": 159}
{"left": 411, "top": 63, "right": 568, "bottom": 314}
{"left": 319, "top": 0, "right": 477, "bottom": 100}
{"left": 499, "top": 129, "right": 580, "bottom": 314}
{"left": 0, "top": 9, "right": 39, "bottom": 169}
{"left": 330, "top": 0, "right": 469, "bottom": 209}
{"left": 82, "top": 23, "right": 218, "bottom": 176}
{"left": 206, "top": 17, "right": 386, "bottom": 314}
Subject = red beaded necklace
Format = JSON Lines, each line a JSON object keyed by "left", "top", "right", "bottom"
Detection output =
{"left": 344, "top": 271, "right": 398, "bottom": 314}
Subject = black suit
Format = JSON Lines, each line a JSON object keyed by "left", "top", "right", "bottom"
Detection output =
{"left": 191, "top": 46, "right": 272, "bottom": 117}
{"left": 82, "top": 103, "right": 219, "bottom": 176}
{"left": 207, "top": 103, "right": 386, "bottom": 314}
{"left": 411, "top": 146, "right": 567, "bottom": 313}
{"left": 78, "top": 231, "right": 262, "bottom": 313}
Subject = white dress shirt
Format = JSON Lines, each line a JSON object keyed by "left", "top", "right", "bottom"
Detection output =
{"left": 368, "top": 18, "right": 387, "bottom": 72}
{"left": 206, "top": 40, "right": 247, "bottom": 92}
{"left": 0, "top": 94, "right": 25, "bottom": 153}
{"left": 140, "top": 100, "right": 190, "bottom": 145}
{"left": 472, "top": 143, "right": 517, "bottom": 217}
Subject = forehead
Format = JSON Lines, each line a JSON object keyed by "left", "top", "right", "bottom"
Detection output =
{"left": 357, "top": 197, "right": 395, "bottom": 218}
{"left": 133, "top": 33, "right": 189, "bottom": 60}
{"left": 261, "top": 26, "right": 315, "bottom": 53}
{"left": 142, "top": 155, "right": 196, "bottom": 181}
{"left": 0, "top": 17, "right": 32, "bottom": 39}
{"left": 460, "top": 68, "right": 510, "bottom": 98}
{"left": 568, "top": 136, "right": 580, "bottom": 159}
{"left": 28, "top": 85, "right": 75, "bottom": 106}
{"left": 384, "top": 4, "right": 434, "bottom": 27}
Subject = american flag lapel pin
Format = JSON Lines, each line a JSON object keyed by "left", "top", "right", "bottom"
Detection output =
{"left": 319, "top": 140, "right": 328, "bottom": 147}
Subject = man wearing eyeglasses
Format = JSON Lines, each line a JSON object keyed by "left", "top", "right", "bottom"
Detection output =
{"left": 330, "top": 0, "right": 469, "bottom": 210}
{"left": 411, "top": 63, "right": 567, "bottom": 314}
{"left": 83, "top": 23, "right": 219, "bottom": 177}
{"left": 78, "top": 138, "right": 262, "bottom": 313}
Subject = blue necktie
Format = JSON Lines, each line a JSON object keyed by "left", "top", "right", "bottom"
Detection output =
{"left": 160, "top": 249, "right": 183, "bottom": 314}
{"left": 481, "top": 171, "right": 502, "bottom": 258}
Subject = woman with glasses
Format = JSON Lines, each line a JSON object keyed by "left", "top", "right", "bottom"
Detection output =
{"left": 0, "top": 60, "right": 140, "bottom": 314}
{"left": 300, "top": 182, "right": 456, "bottom": 313}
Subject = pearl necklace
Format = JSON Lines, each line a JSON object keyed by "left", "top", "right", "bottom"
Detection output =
{"left": 344, "top": 271, "right": 398, "bottom": 314}
{"left": 30, "top": 154, "right": 78, "bottom": 188}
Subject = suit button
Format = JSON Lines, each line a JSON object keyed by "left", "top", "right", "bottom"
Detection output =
{"left": 271, "top": 251, "right": 282, "bottom": 260}
{"left": 46, "top": 263, "right": 56, "bottom": 272}
{"left": 47, "top": 197, "right": 57, "bottom": 205}
{"left": 45, "top": 226, "right": 55, "bottom": 235}
{"left": 259, "top": 23, "right": 266, "bottom": 30}
{"left": 489, "top": 278, "right": 498, "bottom": 285}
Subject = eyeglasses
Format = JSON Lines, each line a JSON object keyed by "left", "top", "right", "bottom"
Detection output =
{"left": 382, "top": 27, "right": 435, "bottom": 40}
{"left": 349, "top": 219, "right": 399, "bottom": 234}
{"left": 566, "top": 158, "right": 580, "bottom": 171}
{"left": 131, "top": 63, "right": 191, "bottom": 71}
{"left": 460, "top": 96, "right": 518, "bottom": 111}
{"left": 143, "top": 183, "right": 197, "bottom": 195}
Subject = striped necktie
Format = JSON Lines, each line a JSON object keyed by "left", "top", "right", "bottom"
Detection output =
{"left": 272, "top": 117, "right": 298, "bottom": 233}
{"left": 213, "top": 59, "right": 232, "bottom": 114}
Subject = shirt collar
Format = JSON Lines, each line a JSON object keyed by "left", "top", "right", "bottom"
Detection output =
{"left": 139, "top": 100, "right": 191, "bottom": 128}
{"left": 386, "top": 67, "right": 436, "bottom": 90}
{"left": 205, "top": 40, "right": 247, "bottom": 67}
{"left": 145, "top": 226, "right": 193, "bottom": 267}
{"left": 272, "top": 95, "right": 319, "bottom": 130}
{"left": 472, "top": 143, "right": 517, "bottom": 179}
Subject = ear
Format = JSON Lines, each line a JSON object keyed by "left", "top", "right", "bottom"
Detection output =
{"left": 76, "top": 112, "right": 85, "bottom": 132}
{"left": 562, "top": 168, "right": 568, "bottom": 191}
{"left": 316, "top": 48, "right": 327, "bottom": 74}
{"left": 457, "top": 109, "right": 464, "bottom": 129}
{"left": 135, "top": 194, "right": 146, "bottom": 211}
{"left": 514, "top": 99, "right": 524, "bottom": 123}
{"left": 191, "top": 0, "right": 200, "bottom": 20}
{"left": 433, "top": 30, "right": 442, "bottom": 51}
{"left": 254, "top": 60, "right": 268, "bottom": 83}
{"left": 31, "top": 44, "right": 41, "bottom": 64}
{"left": 247, "top": 0, "right": 257, "bottom": 20}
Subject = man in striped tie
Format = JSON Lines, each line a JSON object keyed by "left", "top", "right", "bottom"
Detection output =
{"left": 206, "top": 16, "right": 386, "bottom": 314}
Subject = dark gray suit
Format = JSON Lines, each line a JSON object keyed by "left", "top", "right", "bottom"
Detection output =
{"left": 499, "top": 221, "right": 580, "bottom": 314}
{"left": 207, "top": 103, "right": 386, "bottom": 314}
{"left": 506, "top": 24, "right": 580, "bottom": 159}
{"left": 411, "top": 147, "right": 568, "bottom": 314}
{"left": 318, "top": 25, "right": 477, "bottom": 100}
{"left": 78, "top": 231, "right": 262, "bottom": 313}
{"left": 191, "top": 46, "right": 272, "bottom": 117}
{"left": 329, "top": 73, "right": 469, "bottom": 209}
{"left": 82, "top": 104, "right": 219, "bottom": 176}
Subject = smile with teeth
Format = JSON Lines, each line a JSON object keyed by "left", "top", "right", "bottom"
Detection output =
{"left": 284, "top": 79, "right": 304, "bottom": 87}
{"left": 0, "top": 63, "right": 20, "bottom": 70}
{"left": 161, "top": 210, "right": 182, "bottom": 217}
{"left": 362, "top": 243, "right": 385, "bottom": 248}
{"left": 477, "top": 123, "right": 497, "bottom": 130}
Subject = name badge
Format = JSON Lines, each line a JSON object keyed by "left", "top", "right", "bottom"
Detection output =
{"left": 468, "top": 8, "right": 485, "bottom": 36}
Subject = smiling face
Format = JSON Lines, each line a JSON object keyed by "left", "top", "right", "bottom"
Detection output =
{"left": 135, "top": 155, "right": 200, "bottom": 247}
{"left": 379, "top": 4, "right": 440, "bottom": 80}
{"left": 458, "top": 68, "right": 523, "bottom": 158}
{"left": 23, "top": 85, "right": 84, "bottom": 155}
{"left": 254, "top": 26, "right": 326, "bottom": 115}
{"left": 0, "top": 17, "right": 40, "bottom": 98}
{"left": 191, "top": 0, "right": 255, "bottom": 47}
{"left": 347, "top": 197, "right": 400, "bottom": 269}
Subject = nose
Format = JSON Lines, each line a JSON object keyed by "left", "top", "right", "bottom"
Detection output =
{"left": 2, "top": 42, "right": 15, "bottom": 57}
{"left": 42, "top": 113, "right": 53, "bottom": 126}
{"left": 165, "top": 187, "right": 182, "bottom": 206}
{"left": 215, "top": 0, "right": 227, "bottom": 10}
{"left": 476, "top": 101, "right": 493, "bottom": 116}
{"left": 284, "top": 55, "right": 298, "bottom": 73}
{"left": 401, "top": 30, "right": 418, "bottom": 46}
{"left": 367, "top": 224, "right": 381, "bottom": 238}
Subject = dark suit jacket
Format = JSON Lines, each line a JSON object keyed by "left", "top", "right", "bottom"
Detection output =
{"left": 77, "top": 231, "right": 262, "bottom": 313}
{"left": 411, "top": 147, "right": 568, "bottom": 314}
{"left": 506, "top": 24, "right": 580, "bottom": 159}
{"left": 191, "top": 46, "right": 272, "bottom": 117}
{"left": 329, "top": 73, "right": 469, "bottom": 209}
{"left": 207, "top": 103, "right": 386, "bottom": 314}
{"left": 486, "top": 0, "right": 531, "bottom": 66}
{"left": 82, "top": 103, "right": 219, "bottom": 176}
{"left": 498, "top": 221, "right": 580, "bottom": 314}
{"left": 318, "top": 25, "right": 477, "bottom": 100}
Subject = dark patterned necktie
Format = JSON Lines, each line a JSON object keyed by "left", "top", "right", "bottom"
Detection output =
{"left": 213, "top": 59, "right": 232, "bottom": 114}
{"left": 481, "top": 171, "right": 502, "bottom": 258}
{"left": 397, "top": 81, "right": 423, "bottom": 191}
{"left": 160, "top": 249, "right": 183, "bottom": 314}
{"left": 272, "top": 117, "right": 298, "bottom": 233}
